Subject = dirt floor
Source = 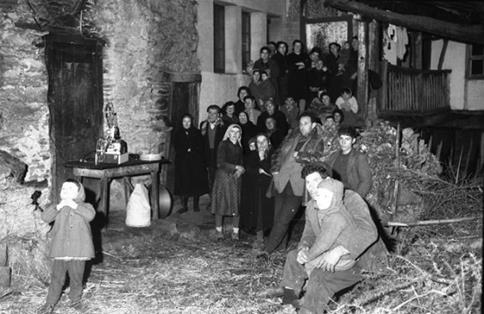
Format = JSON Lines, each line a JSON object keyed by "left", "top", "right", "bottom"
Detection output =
{"left": 0, "top": 195, "right": 481, "bottom": 314}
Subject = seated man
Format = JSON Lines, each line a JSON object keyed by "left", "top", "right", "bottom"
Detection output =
{"left": 261, "top": 165, "right": 378, "bottom": 314}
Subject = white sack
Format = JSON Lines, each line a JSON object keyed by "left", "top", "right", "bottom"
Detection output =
{"left": 125, "top": 183, "right": 151, "bottom": 227}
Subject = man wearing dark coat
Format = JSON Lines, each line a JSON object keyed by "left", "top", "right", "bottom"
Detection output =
{"left": 200, "top": 105, "right": 226, "bottom": 192}
{"left": 260, "top": 112, "right": 327, "bottom": 255}
{"left": 325, "top": 126, "right": 372, "bottom": 199}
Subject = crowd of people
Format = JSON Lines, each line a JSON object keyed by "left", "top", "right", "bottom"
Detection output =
{"left": 169, "top": 39, "right": 383, "bottom": 313}
{"left": 37, "top": 40, "right": 382, "bottom": 314}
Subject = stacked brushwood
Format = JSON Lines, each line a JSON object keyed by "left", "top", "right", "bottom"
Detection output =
{"left": 321, "top": 120, "right": 466, "bottom": 224}
{"left": 352, "top": 121, "right": 481, "bottom": 224}
{"left": 356, "top": 121, "right": 441, "bottom": 223}
{"left": 301, "top": 120, "right": 468, "bottom": 224}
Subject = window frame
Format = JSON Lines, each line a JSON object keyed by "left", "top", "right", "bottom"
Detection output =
{"left": 241, "top": 11, "right": 251, "bottom": 73}
{"left": 213, "top": 3, "right": 225, "bottom": 74}
{"left": 466, "top": 44, "right": 484, "bottom": 80}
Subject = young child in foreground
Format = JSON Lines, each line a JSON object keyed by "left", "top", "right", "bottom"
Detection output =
{"left": 38, "top": 179, "right": 96, "bottom": 314}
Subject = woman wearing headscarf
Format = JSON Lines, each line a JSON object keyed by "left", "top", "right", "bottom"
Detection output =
{"left": 173, "top": 114, "right": 209, "bottom": 213}
{"left": 210, "top": 124, "right": 245, "bottom": 240}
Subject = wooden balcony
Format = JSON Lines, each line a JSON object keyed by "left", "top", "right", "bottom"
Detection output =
{"left": 378, "top": 61, "right": 451, "bottom": 117}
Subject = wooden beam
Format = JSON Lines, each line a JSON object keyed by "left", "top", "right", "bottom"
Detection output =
{"left": 324, "top": 0, "right": 484, "bottom": 45}
{"left": 356, "top": 20, "right": 368, "bottom": 119}
{"left": 437, "top": 39, "right": 448, "bottom": 70}
{"left": 367, "top": 19, "right": 380, "bottom": 123}
{"left": 412, "top": 32, "right": 422, "bottom": 69}
{"left": 386, "top": 216, "right": 478, "bottom": 227}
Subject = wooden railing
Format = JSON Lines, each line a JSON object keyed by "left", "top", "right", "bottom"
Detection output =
{"left": 378, "top": 61, "right": 451, "bottom": 115}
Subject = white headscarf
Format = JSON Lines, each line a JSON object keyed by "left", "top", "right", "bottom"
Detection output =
{"left": 223, "top": 124, "right": 242, "bottom": 146}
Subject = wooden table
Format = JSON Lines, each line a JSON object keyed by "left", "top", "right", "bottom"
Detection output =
{"left": 65, "top": 158, "right": 170, "bottom": 223}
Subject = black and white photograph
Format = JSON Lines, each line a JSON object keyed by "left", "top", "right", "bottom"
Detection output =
{"left": 0, "top": 0, "right": 482, "bottom": 313}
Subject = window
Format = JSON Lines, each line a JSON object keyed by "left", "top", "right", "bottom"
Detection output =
{"left": 467, "top": 44, "right": 484, "bottom": 78}
{"left": 214, "top": 4, "right": 225, "bottom": 73}
{"left": 242, "top": 11, "right": 251, "bottom": 72}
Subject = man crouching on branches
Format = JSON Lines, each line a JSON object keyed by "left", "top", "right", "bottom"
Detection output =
{"left": 260, "top": 164, "right": 379, "bottom": 314}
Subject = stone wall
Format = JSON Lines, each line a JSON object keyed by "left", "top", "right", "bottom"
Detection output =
{"left": 1, "top": 0, "right": 200, "bottom": 283}
{"left": 0, "top": 3, "right": 50, "bottom": 184}
{"left": 83, "top": 0, "right": 199, "bottom": 154}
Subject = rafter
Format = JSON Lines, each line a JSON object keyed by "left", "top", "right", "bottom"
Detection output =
{"left": 324, "top": 0, "right": 484, "bottom": 44}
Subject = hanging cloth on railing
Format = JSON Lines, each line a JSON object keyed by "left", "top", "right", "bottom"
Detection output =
{"left": 383, "top": 24, "right": 409, "bottom": 65}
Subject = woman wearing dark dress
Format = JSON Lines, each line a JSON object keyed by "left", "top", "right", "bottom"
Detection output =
{"left": 240, "top": 133, "right": 274, "bottom": 248}
{"left": 264, "top": 116, "right": 285, "bottom": 150}
{"left": 221, "top": 101, "right": 238, "bottom": 125}
{"left": 238, "top": 111, "right": 257, "bottom": 154}
{"left": 306, "top": 58, "right": 331, "bottom": 103}
{"left": 287, "top": 40, "right": 309, "bottom": 112}
{"left": 234, "top": 86, "right": 250, "bottom": 115}
{"left": 173, "top": 114, "right": 209, "bottom": 213}
{"left": 256, "top": 99, "right": 288, "bottom": 136}
{"left": 210, "top": 124, "right": 245, "bottom": 240}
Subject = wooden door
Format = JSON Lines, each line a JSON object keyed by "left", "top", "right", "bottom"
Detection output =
{"left": 46, "top": 34, "right": 103, "bottom": 202}
{"left": 165, "top": 81, "right": 200, "bottom": 192}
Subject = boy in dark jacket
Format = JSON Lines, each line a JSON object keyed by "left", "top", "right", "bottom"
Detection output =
{"left": 37, "top": 179, "right": 96, "bottom": 314}
{"left": 325, "top": 126, "right": 372, "bottom": 198}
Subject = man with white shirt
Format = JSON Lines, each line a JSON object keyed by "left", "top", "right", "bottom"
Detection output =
{"left": 200, "top": 105, "right": 226, "bottom": 192}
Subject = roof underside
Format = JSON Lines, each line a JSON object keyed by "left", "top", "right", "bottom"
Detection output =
{"left": 356, "top": 0, "right": 484, "bottom": 25}
{"left": 322, "top": 0, "right": 484, "bottom": 44}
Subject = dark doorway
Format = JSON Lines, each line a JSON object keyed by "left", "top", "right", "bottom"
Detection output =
{"left": 45, "top": 33, "right": 103, "bottom": 202}
{"left": 165, "top": 79, "right": 200, "bottom": 192}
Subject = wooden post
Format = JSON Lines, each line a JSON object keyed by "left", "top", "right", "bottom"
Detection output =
{"left": 438, "top": 39, "right": 448, "bottom": 70}
{"left": 367, "top": 19, "right": 380, "bottom": 123}
{"left": 379, "top": 60, "right": 388, "bottom": 114}
{"left": 413, "top": 32, "right": 423, "bottom": 69}
{"left": 392, "top": 122, "right": 401, "bottom": 218}
{"left": 356, "top": 19, "right": 368, "bottom": 119}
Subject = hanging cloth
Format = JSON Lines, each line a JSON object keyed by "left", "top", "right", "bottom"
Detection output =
{"left": 396, "top": 26, "right": 409, "bottom": 60}
{"left": 383, "top": 24, "right": 397, "bottom": 65}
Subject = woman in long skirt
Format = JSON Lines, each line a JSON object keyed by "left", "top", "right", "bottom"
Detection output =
{"left": 210, "top": 124, "right": 245, "bottom": 240}
{"left": 240, "top": 133, "right": 274, "bottom": 247}
{"left": 173, "top": 114, "right": 209, "bottom": 213}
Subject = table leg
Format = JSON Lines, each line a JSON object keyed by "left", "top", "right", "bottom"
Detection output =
{"left": 98, "top": 177, "right": 111, "bottom": 226}
{"left": 151, "top": 171, "right": 160, "bottom": 220}
{"left": 123, "top": 177, "right": 132, "bottom": 208}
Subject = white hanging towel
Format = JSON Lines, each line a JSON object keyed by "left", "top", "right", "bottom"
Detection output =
{"left": 383, "top": 24, "right": 397, "bottom": 65}
{"left": 383, "top": 24, "right": 409, "bottom": 64}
